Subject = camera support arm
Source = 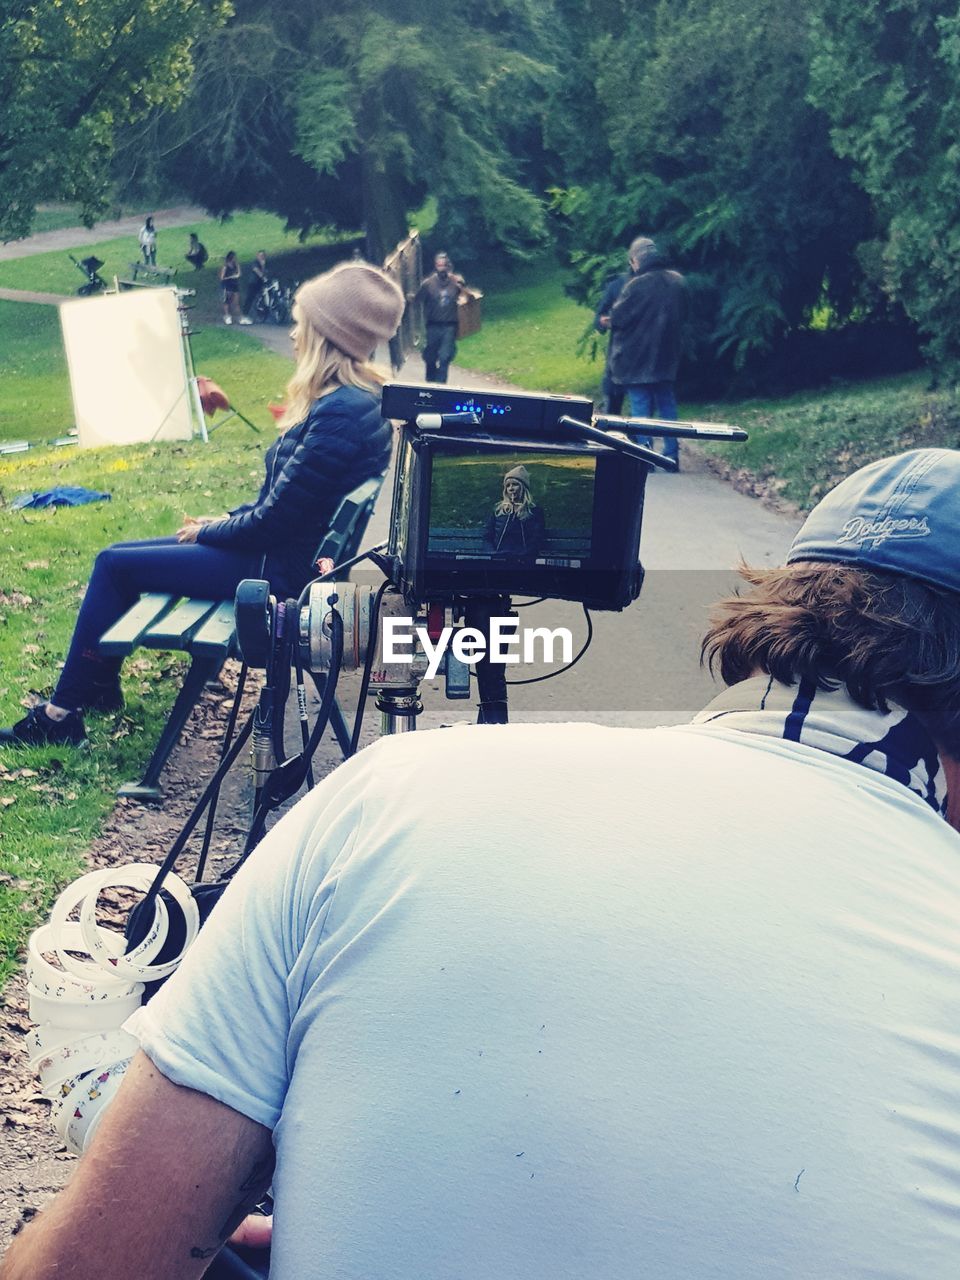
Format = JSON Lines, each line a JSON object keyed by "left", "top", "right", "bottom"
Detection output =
{"left": 557, "top": 415, "right": 678, "bottom": 471}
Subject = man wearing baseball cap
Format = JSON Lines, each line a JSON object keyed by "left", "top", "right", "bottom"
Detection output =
{"left": 6, "top": 451, "right": 960, "bottom": 1278}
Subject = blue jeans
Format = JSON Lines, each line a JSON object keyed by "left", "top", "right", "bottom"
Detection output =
{"left": 626, "top": 382, "right": 679, "bottom": 462}
{"left": 53, "top": 536, "right": 259, "bottom": 710}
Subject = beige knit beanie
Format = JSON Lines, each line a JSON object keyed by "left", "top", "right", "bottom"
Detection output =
{"left": 295, "top": 262, "right": 404, "bottom": 361}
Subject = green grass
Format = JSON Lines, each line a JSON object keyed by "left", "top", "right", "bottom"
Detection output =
{"left": 0, "top": 302, "right": 75, "bottom": 443}
{"left": 0, "top": 210, "right": 356, "bottom": 300}
{"left": 457, "top": 262, "right": 603, "bottom": 398}
{"left": 696, "top": 374, "right": 960, "bottom": 509}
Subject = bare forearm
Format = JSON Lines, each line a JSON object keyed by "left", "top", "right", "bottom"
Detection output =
{"left": 0, "top": 1053, "right": 273, "bottom": 1280}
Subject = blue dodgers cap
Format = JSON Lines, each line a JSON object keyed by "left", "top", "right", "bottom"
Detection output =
{"left": 786, "top": 448, "right": 960, "bottom": 593}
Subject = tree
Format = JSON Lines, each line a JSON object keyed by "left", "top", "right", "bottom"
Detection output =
{"left": 551, "top": 0, "right": 874, "bottom": 380}
{"left": 134, "top": 0, "right": 554, "bottom": 262}
{"left": 808, "top": 1, "right": 960, "bottom": 378}
{"left": 0, "top": 0, "right": 228, "bottom": 242}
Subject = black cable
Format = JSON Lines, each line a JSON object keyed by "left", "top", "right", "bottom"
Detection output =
{"left": 506, "top": 605, "right": 594, "bottom": 686}
{"left": 349, "top": 579, "right": 391, "bottom": 756}
{"left": 194, "top": 662, "right": 249, "bottom": 885}
{"left": 134, "top": 712, "right": 255, "bottom": 923}
{"left": 293, "top": 645, "right": 315, "bottom": 790}
{"left": 240, "top": 608, "right": 345, "bottom": 861}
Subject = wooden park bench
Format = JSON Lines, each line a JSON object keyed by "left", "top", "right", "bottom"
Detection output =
{"left": 428, "top": 527, "right": 585, "bottom": 559}
{"left": 100, "top": 477, "right": 383, "bottom": 802}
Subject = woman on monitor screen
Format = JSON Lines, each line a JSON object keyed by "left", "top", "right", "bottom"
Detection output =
{"left": 483, "top": 465, "right": 546, "bottom": 559}
{"left": 0, "top": 263, "right": 404, "bottom": 748}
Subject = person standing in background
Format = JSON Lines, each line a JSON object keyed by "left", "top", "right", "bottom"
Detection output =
{"left": 609, "top": 236, "right": 685, "bottom": 468}
{"left": 220, "top": 251, "right": 252, "bottom": 326}
{"left": 412, "top": 251, "right": 464, "bottom": 383}
{"left": 138, "top": 216, "right": 157, "bottom": 267}
{"left": 244, "top": 250, "right": 270, "bottom": 318}
{"left": 594, "top": 252, "right": 631, "bottom": 415}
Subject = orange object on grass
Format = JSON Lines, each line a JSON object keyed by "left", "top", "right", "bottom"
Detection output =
{"left": 195, "top": 376, "right": 231, "bottom": 417}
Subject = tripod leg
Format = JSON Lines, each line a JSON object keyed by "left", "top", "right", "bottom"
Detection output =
{"left": 464, "top": 597, "right": 510, "bottom": 724}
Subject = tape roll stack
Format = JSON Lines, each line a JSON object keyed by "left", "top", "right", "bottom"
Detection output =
{"left": 25, "top": 864, "right": 199, "bottom": 1155}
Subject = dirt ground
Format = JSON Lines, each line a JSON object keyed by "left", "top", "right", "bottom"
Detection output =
{"left": 0, "top": 660, "right": 321, "bottom": 1243}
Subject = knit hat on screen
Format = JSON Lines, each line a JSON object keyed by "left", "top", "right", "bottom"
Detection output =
{"left": 786, "top": 448, "right": 960, "bottom": 593}
{"left": 295, "top": 263, "right": 404, "bottom": 361}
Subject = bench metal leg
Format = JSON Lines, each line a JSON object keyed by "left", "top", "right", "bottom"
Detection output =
{"left": 118, "top": 655, "right": 222, "bottom": 802}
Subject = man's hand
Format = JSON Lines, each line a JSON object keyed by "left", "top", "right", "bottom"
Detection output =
{"left": 230, "top": 1214, "right": 273, "bottom": 1250}
{"left": 598, "top": 314, "right": 611, "bottom": 329}
{"left": 0, "top": 1051, "right": 274, "bottom": 1280}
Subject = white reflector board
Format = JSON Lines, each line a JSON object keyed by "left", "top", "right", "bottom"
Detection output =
{"left": 60, "top": 288, "right": 193, "bottom": 447}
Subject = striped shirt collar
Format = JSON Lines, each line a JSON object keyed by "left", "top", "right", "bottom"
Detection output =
{"left": 693, "top": 675, "right": 948, "bottom": 817}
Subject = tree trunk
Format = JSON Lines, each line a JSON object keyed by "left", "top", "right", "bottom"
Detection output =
{"left": 360, "top": 145, "right": 409, "bottom": 266}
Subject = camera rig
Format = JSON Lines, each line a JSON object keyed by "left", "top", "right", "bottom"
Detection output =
{"left": 235, "top": 381, "right": 747, "bottom": 736}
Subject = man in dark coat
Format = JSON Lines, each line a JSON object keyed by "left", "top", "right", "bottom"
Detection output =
{"left": 413, "top": 252, "right": 464, "bottom": 383}
{"left": 594, "top": 258, "right": 631, "bottom": 415}
{"left": 609, "top": 237, "right": 685, "bottom": 467}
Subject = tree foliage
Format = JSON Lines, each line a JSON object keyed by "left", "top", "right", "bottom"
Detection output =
{"left": 808, "top": 1, "right": 960, "bottom": 377}
{"left": 0, "top": 0, "right": 228, "bottom": 241}
{"left": 141, "top": 0, "right": 554, "bottom": 261}
{"left": 552, "top": 0, "right": 874, "bottom": 377}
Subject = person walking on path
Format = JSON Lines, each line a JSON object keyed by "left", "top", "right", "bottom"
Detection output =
{"left": 594, "top": 253, "right": 631, "bottom": 415}
{"left": 0, "top": 262, "right": 404, "bottom": 749}
{"left": 219, "top": 251, "right": 251, "bottom": 325}
{"left": 412, "top": 251, "right": 464, "bottom": 383}
{"left": 609, "top": 236, "right": 685, "bottom": 466}
{"left": 138, "top": 216, "right": 157, "bottom": 267}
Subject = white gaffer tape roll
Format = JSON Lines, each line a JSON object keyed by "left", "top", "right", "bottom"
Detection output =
{"left": 28, "top": 985, "right": 143, "bottom": 1032}
{"left": 27, "top": 923, "right": 138, "bottom": 1001}
{"left": 52, "top": 1056, "right": 132, "bottom": 1156}
{"left": 36, "top": 1028, "right": 139, "bottom": 1097}
{"left": 78, "top": 864, "right": 199, "bottom": 983}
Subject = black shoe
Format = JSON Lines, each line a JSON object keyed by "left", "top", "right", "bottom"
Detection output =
{"left": 0, "top": 704, "right": 88, "bottom": 748}
{"left": 82, "top": 685, "right": 124, "bottom": 714}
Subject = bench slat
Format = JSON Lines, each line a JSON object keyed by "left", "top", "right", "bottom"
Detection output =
{"left": 142, "top": 598, "right": 219, "bottom": 649}
{"left": 98, "top": 594, "right": 176, "bottom": 656}
{"left": 189, "top": 600, "right": 237, "bottom": 660}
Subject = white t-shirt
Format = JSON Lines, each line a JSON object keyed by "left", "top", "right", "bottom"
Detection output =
{"left": 131, "top": 721, "right": 960, "bottom": 1279}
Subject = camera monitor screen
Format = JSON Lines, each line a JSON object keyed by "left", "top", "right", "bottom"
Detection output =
{"left": 390, "top": 434, "right": 647, "bottom": 610}
{"left": 428, "top": 449, "right": 595, "bottom": 568}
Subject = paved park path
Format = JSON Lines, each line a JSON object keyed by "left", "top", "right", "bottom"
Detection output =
{"left": 0, "top": 205, "right": 205, "bottom": 261}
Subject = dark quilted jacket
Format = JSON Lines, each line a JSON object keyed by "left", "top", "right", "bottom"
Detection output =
{"left": 608, "top": 254, "right": 685, "bottom": 386}
{"left": 197, "top": 384, "right": 390, "bottom": 595}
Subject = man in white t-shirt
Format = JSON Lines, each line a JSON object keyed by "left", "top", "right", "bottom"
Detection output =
{"left": 5, "top": 450, "right": 960, "bottom": 1280}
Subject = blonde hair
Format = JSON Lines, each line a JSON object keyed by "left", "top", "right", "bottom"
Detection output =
{"left": 277, "top": 304, "right": 386, "bottom": 432}
{"left": 495, "top": 474, "right": 536, "bottom": 521}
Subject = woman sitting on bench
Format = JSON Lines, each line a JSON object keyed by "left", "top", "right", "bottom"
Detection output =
{"left": 1, "top": 262, "right": 404, "bottom": 748}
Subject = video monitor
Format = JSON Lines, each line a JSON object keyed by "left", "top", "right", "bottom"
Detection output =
{"left": 428, "top": 447, "right": 595, "bottom": 566}
{"left": 388, "top": 433, "right": 648, "bottom": 610}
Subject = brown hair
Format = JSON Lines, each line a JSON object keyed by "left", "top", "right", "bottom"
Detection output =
{"left": 701, "top": 562, "right": 960, "bottom": 754}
